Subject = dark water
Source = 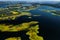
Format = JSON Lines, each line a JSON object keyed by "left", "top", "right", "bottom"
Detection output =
{"left": 30, "top": 10, "right": 60, "bottom": 40}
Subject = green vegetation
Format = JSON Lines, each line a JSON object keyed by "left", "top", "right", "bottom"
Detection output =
{"left": 0, "top": 4, "right": 40, "bottom": 20}
{"left": 40, "top": 9, "right": 60, "bottom": 16}
{"left": 5, "top": 37, "right": 21, "bottom": 40}
{"left": 0, "top": 3, "right": 43, "bottom": 40}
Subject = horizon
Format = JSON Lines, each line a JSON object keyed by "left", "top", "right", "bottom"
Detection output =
{"left": 0, "top": 0, "right": 60, "bottom": 2}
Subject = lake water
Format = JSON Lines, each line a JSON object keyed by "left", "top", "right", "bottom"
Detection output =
{"left": 0, "top": 3, "right": 60, "bottom": 40}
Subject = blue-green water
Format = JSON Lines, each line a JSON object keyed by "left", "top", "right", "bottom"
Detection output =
{"left": 30, "top": 8, "right": 60, "bottom": 40}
